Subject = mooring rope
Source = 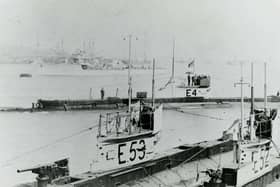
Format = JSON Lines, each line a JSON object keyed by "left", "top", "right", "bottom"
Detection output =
{"left": 165, "top": 104, "right": 226, "bottom": 121}
{"left": 142, "top": 166, "right": 169, "bottom": 186}
{"left": 0, "top": 124, "right": 98, "bottom": 168}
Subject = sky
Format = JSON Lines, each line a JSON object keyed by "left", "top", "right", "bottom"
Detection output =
{"left": 1, "top": 0, "right": 280, "bottom": 61}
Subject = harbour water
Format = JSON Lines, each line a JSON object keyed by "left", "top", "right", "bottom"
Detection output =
{"left": 1, "top": 63, "right": 280, "bottom": 187}
{"left": 1, "top": 61, "right": 278, "bottom": 108}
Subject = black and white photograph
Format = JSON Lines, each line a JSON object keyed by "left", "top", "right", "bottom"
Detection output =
{"left": 1, "top": 0, "right": 280, "bottom": 186}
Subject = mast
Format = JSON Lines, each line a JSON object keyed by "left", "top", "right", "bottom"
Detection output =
{"left": 61, "top": 39, "right": 64, "bottom": 52}
{"left": 264, "top": 62, "right": 267, "bottom": 113}
{"left": 127, "top": 35, "right": 132, "bottom": 135}
{"left": 234, "top": 62, "right": 249, "bottom": 165}
{"left": 83, "top": 40, "right": 86, "bottom": 52}
{"left": 250, "top": 62, "right": 254, "bottom": 115}
{"left": 171, "top": 39, "right": 175, "bottom": 97}
{"left": 36, "top": 32, "right": 40, "bottom": 48}
{"left": 171, "top": 39, "right": 175, "bottom": 81}
{"left": 240, "top": 64, "right": 244, "bottom": 140}
{"left": 234, "top": 62, "right": 249, "bottom": 140}
{"left": 152, "top": 58, "right": 155, "bottom": 107}
{"left": 123, "top": 34, "right": 137, "bottom": 134}
{"left": 128, "top": 34, "right": 132, "bottom": 114}
{"left": 250, "top": 63, "right": 255, "bottom": 140}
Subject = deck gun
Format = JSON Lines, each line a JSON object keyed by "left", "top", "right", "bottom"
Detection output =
{"left": 17, "top": 158, "right": 69, "bottom": 187}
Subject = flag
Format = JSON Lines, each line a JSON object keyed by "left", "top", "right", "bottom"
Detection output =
{"left": 188, "top": 60, "right": 195, "bottom": 68}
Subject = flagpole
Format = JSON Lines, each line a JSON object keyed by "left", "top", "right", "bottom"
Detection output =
{"left": 193, "top": 58, "right": 195, "bottom": 74}
{"left": 187, "top": 59, "right": 195, "bottom": 74}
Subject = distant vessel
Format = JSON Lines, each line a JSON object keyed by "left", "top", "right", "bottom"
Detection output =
{"left": 176, "top": 61, "right": 211, "bottom": 97}
{"left": 69, "top": 49, "right": 137, "bottom": 71}
{"left": 80, "top": 62, "right": 95, "bottom": 70}
{"left": 69, "top": 49, "right": 96, "bottom": 69}
{"left": 19, "top": 73, "right": 32, "bottom": 78}
{"left": 158, "top": 40, "right": 211, "bottom": 97}
{"left": 159, "top": 59, "right": 211, "bottom": 97}
{"left": 268, "top": 95, "right": 280, "bottom": 102}
{"left": 205, "top": 63, "right": 278, "bottom": 187}
{"left": 80, "top": 59, "right": 126, "bottom": 70}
